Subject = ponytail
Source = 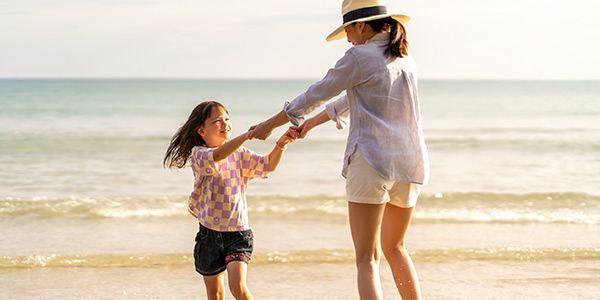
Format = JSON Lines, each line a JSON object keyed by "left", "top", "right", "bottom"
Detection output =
{"left": 386, "top": 18, "right": 408, "bottom": 58}
{"left": 365, "top": 17, "right": 408, "bottom": 58}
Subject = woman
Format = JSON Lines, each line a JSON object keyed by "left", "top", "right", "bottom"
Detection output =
{"left": 250, "top": 0, "right": 429, "bottom": 299}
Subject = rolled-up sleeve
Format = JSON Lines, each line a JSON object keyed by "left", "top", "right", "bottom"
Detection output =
{"left": 326, "top": 95, "right": 349, "bottom": 129}
{"left": 284, "top": 49, "right": 361, "bottom": 126}
{"left": 283, "top": 100, "right": 305, "bottom": 126}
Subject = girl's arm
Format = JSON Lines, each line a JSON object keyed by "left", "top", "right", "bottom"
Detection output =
{"left": 267, "top": 128, "right": 298, "bottom": 172}
{"left": 212, "top": 131, "right": 251, "bottom": 162}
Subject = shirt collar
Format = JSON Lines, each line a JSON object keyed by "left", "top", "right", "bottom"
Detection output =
{"left": 365, "top": 32, "right": 390, "bottom": 44}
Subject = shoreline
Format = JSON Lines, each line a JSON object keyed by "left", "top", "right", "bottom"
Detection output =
{"left": 2, "top": 259, "right": 597, "bottom": 300}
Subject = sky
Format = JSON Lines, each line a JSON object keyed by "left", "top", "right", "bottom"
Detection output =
{"left": 1, "top": 0, "right": 599, "bottom": 80}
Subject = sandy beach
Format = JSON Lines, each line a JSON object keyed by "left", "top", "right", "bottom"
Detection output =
{"left": 2, "top": 211, "right": 599, "bottom": 299}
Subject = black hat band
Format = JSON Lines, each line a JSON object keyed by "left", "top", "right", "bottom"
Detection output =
{"left": 342, "top": 6, "right": 387, "bottom": 24}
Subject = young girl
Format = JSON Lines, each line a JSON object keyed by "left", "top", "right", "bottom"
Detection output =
{"left": 164, "top": 101, "right": 297, "bottom": 300}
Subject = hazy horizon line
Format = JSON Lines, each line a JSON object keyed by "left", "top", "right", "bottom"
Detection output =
{"left": 1, "top": 77, "right": 599, "bottom": 82}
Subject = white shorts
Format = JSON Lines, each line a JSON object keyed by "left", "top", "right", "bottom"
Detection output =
{"left": 346, "top": 149, "right": 421, "bottom": 208}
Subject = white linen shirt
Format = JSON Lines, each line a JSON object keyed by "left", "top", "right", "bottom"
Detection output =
{"left": 284, "top": 32, "right": 429, "bottom": 185}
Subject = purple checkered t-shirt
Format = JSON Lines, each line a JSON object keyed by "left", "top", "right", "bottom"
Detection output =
{"left": 189, "top": 146, "right": 269, "bottom": 232}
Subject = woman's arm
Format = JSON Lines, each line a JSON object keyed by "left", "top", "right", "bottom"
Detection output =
{"left": 249, "top": 110, "right": 289, "bottom": 140}
{"left": 292, "top": 109, "right": 332, "bottom": 139}
{"left": 251, "top": 50, "right": 359, "bottom": 140}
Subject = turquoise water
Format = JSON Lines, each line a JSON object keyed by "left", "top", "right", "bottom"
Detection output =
{"left": 1, "top": 79, "right": 598, "bottom": 197}
{"left": 1, "top": 79, "right": 599, "bottom": 299}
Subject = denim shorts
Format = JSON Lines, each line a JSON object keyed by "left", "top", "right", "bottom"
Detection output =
{"left": 194, "top": 223, "right": 254, "bottom": 276}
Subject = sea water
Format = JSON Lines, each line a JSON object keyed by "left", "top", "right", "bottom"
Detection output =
{"left": 1, "top": 79, "right": 599, "bottom": 299}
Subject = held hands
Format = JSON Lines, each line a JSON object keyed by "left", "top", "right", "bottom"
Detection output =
{"left": 247, "top": 120, "right": 312, "bottom": 141}
{"left": 247, "top": 107, "right": 319, "bottom": 146}
{"left": 289, "top": 119, "right": 313, "bottom": 139}
{"left": 248, "top": 110, "right": 290, "bottom": 140}
{"left": 245, "top": 126, "right": 302, "bottom": 148}
{"left": 248, "top": 120, "right": 274, "bottom": 140}
{"left": 276, "top": 127, "right": 300, "bottom": 149}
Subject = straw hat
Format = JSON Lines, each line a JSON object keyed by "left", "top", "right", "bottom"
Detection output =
{"left": 326, "top": 0, "right": 410, "bottom": 42}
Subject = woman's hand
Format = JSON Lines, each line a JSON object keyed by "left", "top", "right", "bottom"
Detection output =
{"left": 290, "top": 122, "right": 311, "bottom": 139}
{"left": 291, "top": 110, "right": 330, "bottom": 139}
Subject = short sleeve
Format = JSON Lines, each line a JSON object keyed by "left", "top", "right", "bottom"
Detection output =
{"left": 190, "top": 147, "right": 219, "bottom": 178}
{"left": 239, "top": 147, "right": 270, "bottom": 179}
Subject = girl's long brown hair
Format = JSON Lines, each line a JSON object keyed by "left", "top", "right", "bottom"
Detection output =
{"left": 163, "top": 101, "right": 227, "bottom": 169}
{"left": 366, "top": 17, "right": 408, "bottom": 58}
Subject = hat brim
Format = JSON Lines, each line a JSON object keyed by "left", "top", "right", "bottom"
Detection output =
{"left": 326, "top": 14, "right": 410, "bottom": 42}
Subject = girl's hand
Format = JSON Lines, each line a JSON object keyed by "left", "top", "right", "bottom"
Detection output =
{"left": 285, "top": 127, "right": 300, "bottom": 139}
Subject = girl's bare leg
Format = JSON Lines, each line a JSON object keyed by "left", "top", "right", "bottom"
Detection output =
{"left": 226, "top": 261, "right": 253, "bottom": 300}
{"left": 203, "top": 272, "right": 226, "bottom": 300}
{"left": 381, "top": 204, "right": 421, "bottom": 300}
{"left": 348, "top": 202, "right": 386, "bottom": 300}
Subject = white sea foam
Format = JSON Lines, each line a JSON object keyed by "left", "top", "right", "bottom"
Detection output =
{"left": 1, "top": 192, "right": 598, "bottom": 225}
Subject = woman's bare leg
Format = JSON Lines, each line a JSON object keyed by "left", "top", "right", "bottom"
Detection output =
{"left": 348, "top": 202, "right": 386, "bottom": 300}
{"left": 381, "top": 204, "right": 421, "bottom": 300}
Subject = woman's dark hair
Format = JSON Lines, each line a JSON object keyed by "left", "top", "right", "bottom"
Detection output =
{"left": 163, "top": 101, "right": 227, "bottom": 169}
{"left": 365, "top": 17, "right": 408, "bottom": 58}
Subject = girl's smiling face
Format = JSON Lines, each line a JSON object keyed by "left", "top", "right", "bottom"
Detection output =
{"left": 197, "top": 106, "right": 232, "bottom": 147}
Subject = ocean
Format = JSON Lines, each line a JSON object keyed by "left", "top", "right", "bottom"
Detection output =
{"left": 1, "top": 79, "right": 598, "bottom": 299}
